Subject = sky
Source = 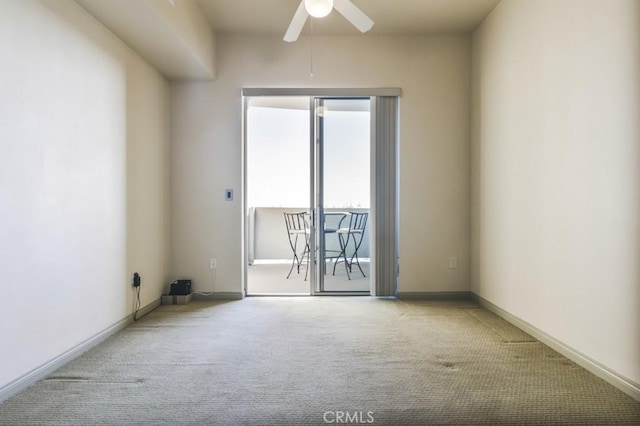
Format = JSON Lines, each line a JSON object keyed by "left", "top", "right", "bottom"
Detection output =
{"left": 247, "top": 100, "right": 370, "bottom": 209}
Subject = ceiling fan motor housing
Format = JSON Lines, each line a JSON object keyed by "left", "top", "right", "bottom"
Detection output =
{"left": 305, "top": 0, "right": 334, "bottom": 18}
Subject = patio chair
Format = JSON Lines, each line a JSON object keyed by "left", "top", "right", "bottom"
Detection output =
{"left": 333, "top": 211, "right": 368, "bottom": 280}
{"left": 283, "top": 211, "right": 310, "bottom": 280}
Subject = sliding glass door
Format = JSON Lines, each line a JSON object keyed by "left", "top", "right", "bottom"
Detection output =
{"left": 243, "top": 89, "right": 398, "bottom": 297}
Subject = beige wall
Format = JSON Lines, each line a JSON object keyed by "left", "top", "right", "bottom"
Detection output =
{"left": 471, "top": 0, "right": 640, "bottom": 386}
{"left": 170, "top": 34, "right": 471, "bottom": 294}
{"left": 0, "top": 0, "right": 170, "bottom": 390}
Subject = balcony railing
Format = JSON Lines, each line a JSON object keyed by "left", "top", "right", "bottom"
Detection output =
{"left": 247, "top": 207, "right": 370, "bottom": 264}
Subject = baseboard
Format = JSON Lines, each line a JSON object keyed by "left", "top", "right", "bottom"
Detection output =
{"left": 471, "top": 293, "right": 640, "bottom": 402}
{"left": 0, "top": 298, "right": 161, "bottom": 404}
{"left": 135, "top": 297, "right": 162, "bottom": 319}
{"left": 192, "top": 292, "right": 244, "bottom": 300}
{"left": 397, "top": 291, "right": 473, "bottom": 300}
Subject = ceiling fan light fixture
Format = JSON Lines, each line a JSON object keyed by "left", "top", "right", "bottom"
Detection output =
{"left": 305, "top": 0, "right": 334, "bottom": 18}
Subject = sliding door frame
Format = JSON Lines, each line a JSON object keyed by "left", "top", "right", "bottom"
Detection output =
{"left": 242, "top": 88, "right": 401, "bottom": 297}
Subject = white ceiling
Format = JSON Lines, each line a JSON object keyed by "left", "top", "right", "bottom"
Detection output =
{"left": 77, "top": 0, "right": 501, "bottom": 80}
{"left": 196, "top": 0, "right": 501, "bottom": 36}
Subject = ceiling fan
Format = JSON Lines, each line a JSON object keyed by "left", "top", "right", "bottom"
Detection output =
{"left": 284, "top": 0, "right": 375, "bottom": 42}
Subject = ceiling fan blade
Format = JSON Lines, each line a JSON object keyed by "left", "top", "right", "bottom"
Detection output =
{"left": 284, "top": 1, "right": 309, "bottom": 42}
{"left": 333, "top": 0, "right": 374, "bottom": 33}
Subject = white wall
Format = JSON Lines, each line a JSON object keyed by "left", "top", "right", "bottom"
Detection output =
{"left": 471, "top": 0, "right": 640, "bottom": 387}
{"left": 170, "top": 34, "right": 471, "bottom": 295}
{"left": 0, "top": 0, "right": 170, "bottom": 391}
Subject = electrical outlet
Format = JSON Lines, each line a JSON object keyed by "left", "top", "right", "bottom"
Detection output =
{"left": 449, "top": 257, "right": 458, "bottom": 269}
{"left": 210, "top": 258, "right": 217, "bottom": 270}
{"left": 133, "top": 272, "right": 141, "bottom": 287}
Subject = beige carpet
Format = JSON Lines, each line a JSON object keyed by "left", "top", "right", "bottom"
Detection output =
{"left": 1, "top": 298, "right": 639, "bottom": 425}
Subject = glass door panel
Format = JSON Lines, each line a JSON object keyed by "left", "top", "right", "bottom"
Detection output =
{"left": 245, "top": 96, "right": 312, "bottom": 295}
{"left": 314, "top": 98, "right": 371, "bottom": 293}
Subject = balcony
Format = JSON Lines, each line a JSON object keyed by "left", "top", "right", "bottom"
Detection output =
{"left": 247, "top": 207, "right": 370, "bottom": 294}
